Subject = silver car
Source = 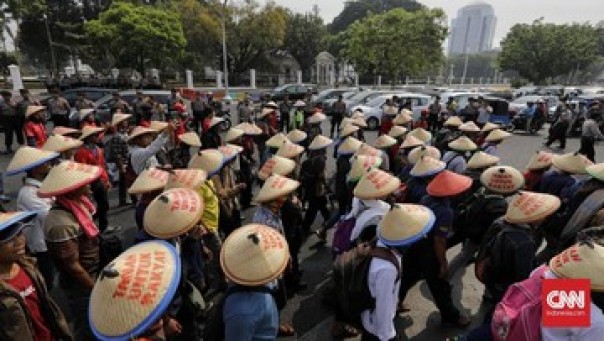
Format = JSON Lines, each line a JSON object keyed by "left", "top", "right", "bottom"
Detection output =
{"left": 350, "top": 93, "right": 431, "bottom": 130}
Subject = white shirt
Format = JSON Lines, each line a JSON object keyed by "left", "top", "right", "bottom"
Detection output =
{"left": 129, "top": 132, "right": 169, "bottom": 174}
{"left": 362, "top": 243, "right": 401, "bottom": 341}
{"left": 16, "top": 178, "right": 54, "bottom": 253}
{"left": 348, "top": 198, "right": 390, "bottom": 241}
{"left": 442, "top": 151, "right": 467, "bottom": 174}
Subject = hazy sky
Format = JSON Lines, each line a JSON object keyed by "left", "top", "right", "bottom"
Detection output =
{"left": 262, "top": 0, "right": 604, "bottom": 46}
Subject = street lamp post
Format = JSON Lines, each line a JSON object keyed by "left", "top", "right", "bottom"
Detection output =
{"left": 43, "top": 14, "right": 57, "bottom": 76}
{"left": 221, "top": 0, "right": 229, "bottom": 95}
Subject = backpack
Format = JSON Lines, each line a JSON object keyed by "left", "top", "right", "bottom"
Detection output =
{"left": 333, "top": 243, "right": 400, "bottom": 326}
{"left": 474, "top": 219, "right": 507, "bottom": 284}
{"left": 332, "top": 216, "right": 357, "bottom": 257}
{"left": 463, "top": 193, "right": 508, "bottom": 244}
{"left": 491, "top": 265, "right": 548, "bottom": 341}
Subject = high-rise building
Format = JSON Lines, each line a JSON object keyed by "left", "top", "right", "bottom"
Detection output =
{"left": 448, "top": 2, "right": 497, "bottom": 55}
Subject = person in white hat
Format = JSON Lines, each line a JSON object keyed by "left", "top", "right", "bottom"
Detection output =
{"left": 79, "top": 108, "right": 99, "bottom": 129}
{"left": 433, "top": 115, "right": 462, "bottom": 154}
{"left": 523, "top": 150, "right": 553, "bottom": 191}
{"left": 214, "top": 145, "right": 247, "bottom": 237}
{"left": 291, "top": 100, "right": 306, "bottom": 131}
{"left": 105, "top": 111, "right": 132, "bottom": 207}
{"left": 226, "top": 128, "right": 255, "bottom": 209}
{"left": 301, "top": 136, "right": 333, "bottom": 236}
{"left": 481, "top": 129, "right": 511, "bottom": 156}
{"left": 538, "top": 152, "right": 589, "bottom": 199}
{"left": 442, "top": 136, "right": 477, "bottom": 174}
{"left": 201, "top": 112, "right": 224, "bottom": 149}
{"left": 23, "top": 106, "right": 48, "bottom": 148}
{"left": 405, "top": 156, "right": 446, "bottom": 204}
{"left": 128, "top": 123, "right": 175, "bottom": 175}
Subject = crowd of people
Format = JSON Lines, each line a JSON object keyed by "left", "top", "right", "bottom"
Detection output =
{"left": 1, "top": 89, "right": 604, "bottom": 341}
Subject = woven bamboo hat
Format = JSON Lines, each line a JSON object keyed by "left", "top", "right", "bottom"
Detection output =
{"left": 225, "top": 128, "right": 244, "bottom": 143}
{"left": 128, "top": 168, "right": 170, "bottom": 194}
{"left": 400, "top": 135, "right": 424, "bottom": 149}
{"left": 220, "top": 223, "right": 289, "bottom": 286}
{"left": 111, "top": 113, "right": 132, "bottom": 126}
{"left": 467, "top": 151, "right": 500, "bottom": 170}
{"left": 128, "top": 126, "right": 158, "bottom": 142}
{"left": 351, "top": 117, "right": 368, "bottom": 128}
{"left": 587, "top": 163, "right": 604, "bottom": 182}
{"left": 485, "top": 129, "right": 512, "bottom": 142}
{"left": 480, "top": 166, "right": 525, "bottom": 195}
{"left": 408, "top": 128, "right": 432, "bottom": 143}
{"left": 89, "top": 240, "right": 181, "bottom": 341}
{"left": 481, "top": 122, "right": 500, "bottom": 132}
{"left": 144, "top": 188, "right": 204, "bottom": 239}
{"left": 410, "top": 156, "right": 446, "bottom": 177}
{"left": 459, "top": 121, "right": 481, "bottom": 133}
{"left": 218, "top": 144, "right": 243, "bottom": 163}
{"left": 393, "top": 111, "right": 413, "bottom": 125}
{"left": 354, "top": 169, "right": 401, "bottom": 200}
{"left": 79, "top": 108, "right": 95, "bottom": 121}
{"left": 347, "top": 155, "right": 383, "bottom": 183}
{"left": 308, "top": 112, "right": 327, "bottom": 125}
{"left": 388, "top": 125, "right": 407, "bottom": 138}
{"left": 0, "top": 211, "right": 36, "bottom": 242}
{"left": 149, "top": 121, "right": 169, "bottom": 132}
{"left": 378, "top": 204, "right": 436, "bottom": 247}
{"left": 426, "top": 170, "right": 472, "bottom": 197}
{"left": 340, "top": 124, "right": 359, "bottom": 138}
{"left": 308, "top": 135, "right": 333, "bottom": 151}
{"left": 38, "top": 161, "right": 102, "bottom": 198}
{"left": 258, "top": 156, "right": 296, "bottom": 180}
{"left": 209, "top": 116, "right": 225, "bottom": 129}
{"left": 337, "top": 136, "right": 363, "bottom": 156}
{"left": 79, "top": 125, "right": 104, "bottom": 140}
{"left": 354, "top": 143, "right": 381, "bottom": 157}
{"left": 287, "top": 129, "right": 307, "bottom": 144}
{"left": 552, "top": 152, "right": 594, "bottom": 174}
{"left": 526, "top": 151, "right": 553, "bottom": 170}
{"left": 266, "top": 133, "right": 291, "bottom": 149}
{"left": 234, "top": 122, "right": 262, "bottom": 136}
{"left": 6, "top": 147, "right": 59, "bottom": 176}
{"left": 42, "top": 135, "right": 83, "bottom": 153}
{"left": 293, "top": 100, "right": 305, "bottom": 107}
{"left": 265, "top": 101, "right": 278, "bottom": 109}
{"left": 504, "top": 191, "right": 561, "bottom": 224}
{"left": 408, "top": 146, "right": 441, "bottom": 165}
{"left": 448, "top": 136, "right": 477, "bottom": 152}
{"left": 254, "top": 174, "right": 300, "bottom": 203}
{"left": 52, "top": 126, "right": 81, "bottom": 138}
{"left": 257, "top": 107, "right": 273, "bottom": 119}
{"left": 351, "top": 110, "right": 365, "bottom": 119}
{"left": 550, "top": 242, "right": 604, "bottom": 292}
{"left": 188, "top": 149, "right": 224, "bottom": 177}
{"left": 276, "top": 142, "right": 305, "bottom": 159}
{"left": 383, "top": 105, "right": 398, "bottom": 116}
{"left": 25, "top": 105, "right": 46, "bottom": 118}
{"left": 178, "top": 132, "right": 202, "bottom": 147}
{"left": 164, "top": 169, "right": 207, "bottom": 190}
{"left": 373, "top": 134, "right": 397, "bottom": 149}
{"left": 443, "top": 116, "right": 463, "bottom": 127}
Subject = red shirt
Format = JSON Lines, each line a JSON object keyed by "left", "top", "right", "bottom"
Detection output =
{"left": 74, "top": 145, "right": 109, "bottom": 184}
{"left": 24, "top": 121, "right": 47, "bottom": 148}
{"left": 175, "top": 118, "right": 186, "bottom": 137}
{"left": 268, "top": 111, "right": 278, "bottom": 130}
{"left": 140, "top": 120, "right": 151, "bottom": 128}
{"left": 6, "top": 266, "right": 54, "bottom": 341}
{"left": 524, "top": 170, "right": 544, "bottom": 191}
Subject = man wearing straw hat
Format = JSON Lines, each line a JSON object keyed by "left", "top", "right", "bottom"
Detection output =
{"left": 0, "top": 211, "right": 72, "bottom": 341}
{"left": 105, "top": 112, "right": 132, "bottom": 207}
{"left": 128, "top": 123, "right": 174, "bottom": 175}
{"left": 23, "top": 106, "right": 48, "bottom": 148}
{"left": 442, "top": 136, "right": 477, "bottom": 174}
{"left": 301, "top": 135, "right": 333, "bottom": 236}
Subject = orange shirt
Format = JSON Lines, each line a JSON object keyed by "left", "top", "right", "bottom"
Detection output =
{"left": 24, "top": 121, "right": 47, "bottom": 148}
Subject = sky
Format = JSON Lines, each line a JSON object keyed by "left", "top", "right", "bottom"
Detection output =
{"left": 262, "top": 0, "right": 604, "bottom": 47}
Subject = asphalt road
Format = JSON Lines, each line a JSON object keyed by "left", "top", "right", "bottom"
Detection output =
{"left": 1, "top": 122, "right": 603, "bottom": 341}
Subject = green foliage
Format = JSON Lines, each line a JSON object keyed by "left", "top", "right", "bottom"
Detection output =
{"left": 447, "top": 52, "right": 499, "bottom": 79}
{"left": 283, "top": 12, "right": 328, "bottom": 75}
{"left": 499, "top": 20, "right": 600, "bottom": 84}
{"left": 0, "top": 51, "right": 17, "bottom": 75}
{"left": 330, "top": 0, "right": 424, "bottom": 33}
{"left": 343, "top": 8, "right": 447, "bottom": 82}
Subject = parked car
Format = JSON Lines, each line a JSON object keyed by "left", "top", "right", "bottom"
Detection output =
{"left": 93, "top": 90, "right": 188, "bottom": 124}
{"left": 312, "top": 88, "right": 355, "bottom": 109}
{"left": 440, "top": 91, "right": 485, "bottom": 114}
{"left": 321, "top": 91, "right": 358, "bottom": 111}
{"left": 269, "top": 83, "right": 318, "bottom": 101}
{"left": 344, "top": 90, "right": 390, "bottom": 111}
{"left": 508, "top": 95, "right": 559, "bottom": 122}
{"left": 351, "top": 93, "right": 431, "bottom": 130}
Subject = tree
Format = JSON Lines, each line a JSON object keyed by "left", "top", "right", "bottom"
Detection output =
{"left": 447, "top": 52, "right": 499, "bottom": 80}
{"left": 343, "top": 8, "right": 447, "bottom": 84}
{"left": 84, "top": 2, "right": 187, "bottom": 72}
{"left": 330, "top": 0, "right": 424, "bottom": 33}
{"left": 499, "top": 20, "right": 600, "bottom": 84}
{"left": 283, "top": 12, "right": 327, "bottom": 78}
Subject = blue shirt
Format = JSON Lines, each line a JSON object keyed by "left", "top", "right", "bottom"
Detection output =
{"left": 420, "top": 195, "right": 453, "bottom": 239}
{"left": 406, "top": 176, "right": 429, "bottom": 204}
{"left": 442, "top": 151, "right": 467, "bottom": 174}
{"left": 538, "top": 169, "right": 576, "bottom": 198}
{"left": 523, "top": 106, "right": 536, "bottom": 118}
{"left": 223, "top": 290, "right": 279, "bottom": 341}
{"left": 253, "top": 206, "right": 284, "bottom": 234}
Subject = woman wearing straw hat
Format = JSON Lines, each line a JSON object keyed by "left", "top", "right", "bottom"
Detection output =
{"left": 226, "top": 128, "right": 256, "bottom": 209}
{"left": 201, "top": 114, "right": 224, "bottom": 150}
{"left": 300, "top": 135, "right": 333, "bottom": 236}
{"left": 434, "top": 115, "right": 462, "bottom": 153}
{"left": 7, "top": 147, "right": 60, "bottom": 288}
{"left": 215, "top": 144, "right": 247, "bottom": 237}
{"left": 397, "top": 135, "right": 425, "bottom": 181}
{"left": 405, "top": 155, "right": 446, "bottom": 204}
{"left": 538, "top": 152, "right": 592, "bottom": 199}
{"left": 442, "top": 136, "right": 477, "bottom": 174}
{"left": 481, "top": 128, "right": 511, "bottom": 156}
{"left": 128, "top": 168, "right": 170, "bottom": 231}
{"left": 41, "top": 161, "right": 103, "bottom": 340}
{"left": 169, "top": 131, "right": 201, "bottom": 169}
{"left": 0, "top": 211, "right": 72, "bottom": 341}
{"left": 128, "top": 122, "right": 174, "bottom": 176}
{"left": 105, "top": 112, "right": 132, "bottom": 207}
{"left": 42, "top": 134, "right": 83, "bottom": 161}
{"left": 256, "top": 106, "right": 278, "bottom": 165}
{"left": 464, "top": 151, "right": 500, "bottom": 192}
{"left": 523, "top": 150, "right": 553, "bottom": 191}
{"left": 23, "top": 106, "right": 48, "bottom": 148}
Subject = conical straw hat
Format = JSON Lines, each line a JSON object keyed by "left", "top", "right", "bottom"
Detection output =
{"left": 400, "top": 135, "right": 424, "bottom": 149}
{"left": 188, "top": 149, "right": 224, "bottom": 177}
{"left": 144, "top": 188, "right": 204, "bottom": 239}
{"left": 128, "top": 168, "right": 170, "bottom": 194}
{"left": 276, "top": 142, "right": 305, "bottom": 159}
{"left": 552, "top": 152, "right": 594, "bottom": 174}
{"left": 550, "top": 242, "right": 604, "bottom": 292}
{"left": 287, "top": 129, "right": 307, "bottom": 144}
{"left": 351, "top": 117, "right": 368, "bottom": 128}
{"left": 79, "top": 108, "right": 95, "bottom": 121}
{"left": 79, "top": 125, "right": 104, "bottom": 140}
{"left": 482, "top": 122, "right": 500, "bottom": 132}
{"left": 308, "top": 135, "right": 333, "bottom": 151}
{"left": 354, "top": 169, "right": 401, "bottom": 200}
{"left": 42, "top": 134, "right": 83, "bottom": 153}
{"left": 351, "top": 110, "right": 365, "bottom": 119}
{"left": 220, "top": 223, "right": 289, "bottom": 286}
{"left": 52, "top": 126, "right": 81, "bottom": 137}
{"left": 459, "top": 121, "right": 481, "bottom": 133}
{"left": 378, "top": 204, "right": 436, "bottom": 247}
{"left": 448, "top": 136, "right": 477, "bottom": 152}
{"left": 6, "top": 147, "right": 59, "bottom": 176}
{"left": 257, "top": 107, "right": 273, "bottom": 119}
{"left": 340, "top": 124, "right": 359, "bottom": 138}
{"left": 383, "top": 105, "right": 398, "bottom": 116}
{"left": 337, "top": 136, "right": 363, "bottom": 156}
{"left": 467, "top": 151, "right": 500, "bottom": 170}
{"left": 373, "top": 134, "right": 397, "bottom": 149}
{"left": 254, "top": 174, "right": 300, "bottom": 203}
{"left": 354, "top": 143, "right": 381, "bottom": 157}
{"left": 393, "top": 112, "right": 413, "bottom": 125}
{"left": 308, "top": 112, "right": 327, "bottom": 125}
{"left": 443, "top": 116, "right": 463, "bottom": 127}
{"left": 388, "top": 125, "right": 407, "bottom": 138}
{"left": 408, "top": 146, "right": 441, "bottom": 165}
{"left": 293, "top": 100, "right": 305, "bottom": 107}
{"left": 504, "top": 191, "right": 561, "bottom": 224}
{"left": 347, "top": 155, "right": 383, "bottom": 183}
{"left": 485, "top": 129, "right": 511, "bottom": 142}
{"left": 0, "top": 211, "right": 36, "bottom": 238}
{"left": 426, "top": 170, "right": 472, "bottom": 197}
{"left": 266, "top": 133, "right": 291, "bottom": 149}
{"left": 408, "top": 128, "right": 432, "bottom": 143}
{"left": 164, "top": 169, "right": 207, "bottom": 190}
{"left": 25, "top": 105, "right": 46, "bottom": 118}
{"left": 225, "top": 128, "right": 244, "bottom": 143}
{"left": 587, "top": 163, "right": 604, "bottom": 182}
{"left": 258, "top": 156, "right": 296, "bottom": 180}
{"left": 128, "top": 126, "right": 158, "bottom": 142}
{"left": 38, "top": 161, "right": 102, "bottom": 198}
{"left": 480, "top": 165, "right": 525, "bottom": 195}
{"left": 341, "top": 117, "right": 353, "bottom": 128}
{"left": 89, "top": 240, "right": 181, "bottom": 340}
{"left": 410, "top": 156, "right": 446, "bottom": 177}
{"left": 178, "top": 132, "right": 202, "bottom": 147}
{"left": 218, "top": 144, "right": 243, "bottom": 163}
{"left": 111, "top": 113, "right": 132, "bottom": 126}
{"left": 234, "top": 122, "right": 262, "bottom": 136}
{"left": 149, "top": 121, "right": 169, "bottom": 132}
{"left": 209, "top": 116, "right": 225, "bottom": 128}
{"left": 526, "top": 151, "right": 553, "bottom": 170}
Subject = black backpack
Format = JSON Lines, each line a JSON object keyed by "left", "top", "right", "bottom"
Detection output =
{"left": 463, "top": 192, "right": 508, "bottom": 244}
{"left": 474, "top": 219, "right": 507, "bottom": 284}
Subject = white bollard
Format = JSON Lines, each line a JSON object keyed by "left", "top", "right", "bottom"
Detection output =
{"left": 186, "top": 70, "right": 193, "bottom": 88}
{"left": 297, "top": 70, "right": 302, "bottom": 84}
{"left": 8, "top": 65, "right": 23, "bottom": 91}
{"left": 377, "top": 75, "right": 382, "bottom": 89}
{"left": 216, "top": 70, "right": 223, "bottom": 89}
{"left": 354, "top": 74, "right": 359, "bottom": 87}
{"left": 250, "top": 69, "right": 256, "bottom": 89}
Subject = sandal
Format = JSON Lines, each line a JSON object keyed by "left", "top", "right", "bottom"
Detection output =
{"left": 332, "top": 323, "right": 360, "bottom": 338}
{"left": 278, "top": 324, "right": 295, "bottom": 337}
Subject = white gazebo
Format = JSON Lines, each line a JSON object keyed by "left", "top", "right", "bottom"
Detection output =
{"left": 315, "top": 51, "right": 336, "bottom": 86}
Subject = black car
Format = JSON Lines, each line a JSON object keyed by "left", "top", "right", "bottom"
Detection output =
{"left": 269, "top": 83, "right": 318, "bottom": 101}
